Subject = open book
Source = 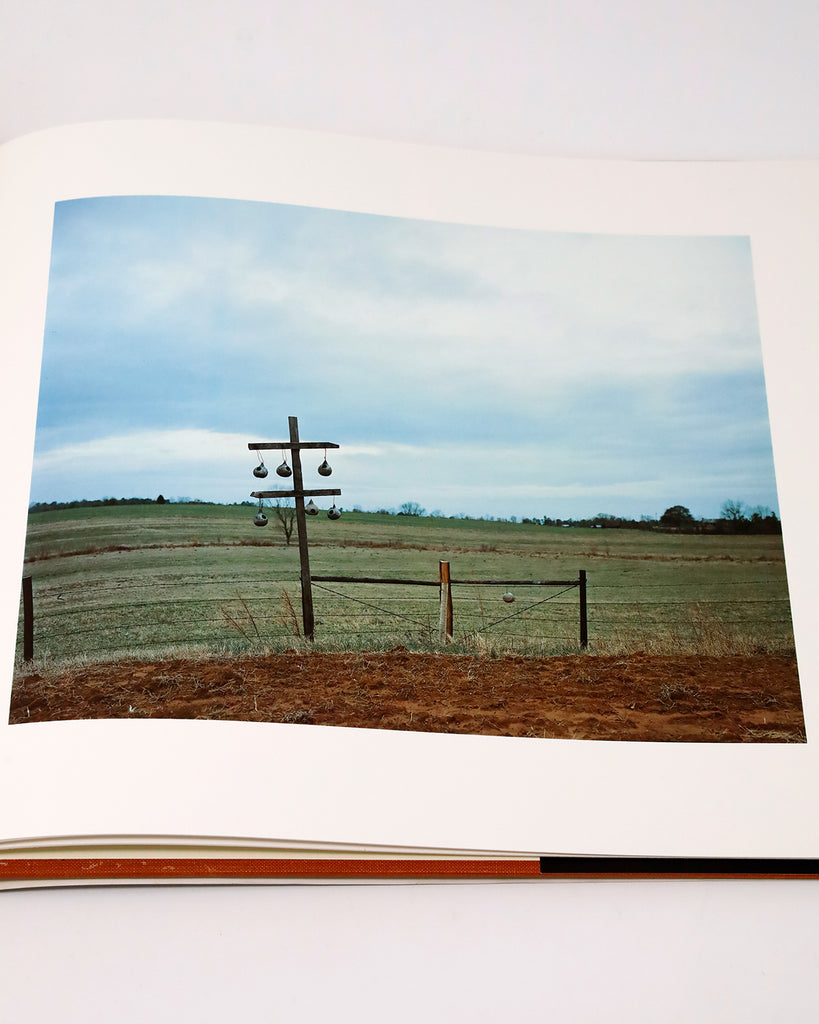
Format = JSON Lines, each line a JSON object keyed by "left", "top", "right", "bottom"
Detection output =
{"left": 1, "top": 121, "right": 817, "bottom": 886}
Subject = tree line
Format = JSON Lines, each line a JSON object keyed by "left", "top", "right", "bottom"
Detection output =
{"left": 29, "top": 496, "right": 164, "bottom": 512}
{"left": 376, "top": 500, "right": 782, "bottom": 535}
{"left": 28, "top": 495, "right": 222, "bottom": 513}
{"left": 529, "top": 502, "right": 780, "bottom": 535}
{"left": 652, "top": 502, "right": 781, "bottom": 535}
{"left": 28, "top": 495, "right": 782, "bottom": 535}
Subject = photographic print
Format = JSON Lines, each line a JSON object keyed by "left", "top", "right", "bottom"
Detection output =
{"left": 10, "top": 194, "right": 804, "bottom": 742}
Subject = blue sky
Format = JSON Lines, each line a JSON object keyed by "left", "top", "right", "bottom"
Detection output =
{"left": 30, "top": 194, "right": 779, "bottom": 520}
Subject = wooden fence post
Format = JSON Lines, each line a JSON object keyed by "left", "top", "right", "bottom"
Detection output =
{"left": 438, "top": 561, "right": 453, "bottom": 644}
{"left": 22, "top": 576, "right": 33, "bottom": 661}
{"left": 579, "top": 569, "right": 588, "bottom": 649}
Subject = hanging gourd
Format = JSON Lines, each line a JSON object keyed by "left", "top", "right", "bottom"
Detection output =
{"left": 253, "top": 462, "right": 268, "bottom": 479}
{"left": 327, "top": 505, "right": 341, "bottom": 520}
{"left": 305, "top": 499, "right": 320, "bottom": 516}
{"left": 254, "top": 498, "right": 268, "bottom": 527}
{"left": 317, "top": 458, "right": 332, "bottom": 477}
{"left": 276, "top": 457, "right": 292, "bottom": 478}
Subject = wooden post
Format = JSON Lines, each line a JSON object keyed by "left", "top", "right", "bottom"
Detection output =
{"left": 438, "top": 560, "right": 453, "bottom": 644}
{"left": 249, "top": 420, "right": 340, "bottom": 644}
{"left": 579, "top": 569, "right": 588, "bottom": 649}
{"left": 288, "top": 416, "right": 315, "bottom": 642}
{"left": 22, "top": 576, "right": 33, "bottom": 661}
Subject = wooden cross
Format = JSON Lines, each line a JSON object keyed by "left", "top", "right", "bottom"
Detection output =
{"left": 249, "top": 416, "right": 341, "bottom": 641}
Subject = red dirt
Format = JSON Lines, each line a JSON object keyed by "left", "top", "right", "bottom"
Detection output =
{"left": 9, "top": 650, "right": 804, "bottom": 743}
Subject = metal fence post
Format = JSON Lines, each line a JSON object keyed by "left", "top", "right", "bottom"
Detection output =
{"left": 579, "top": 570, "right": 588, "bottom": 649}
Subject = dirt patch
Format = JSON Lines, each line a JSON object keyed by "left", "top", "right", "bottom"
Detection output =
{"left": 9, "top": 651, "right": 804, "bottom": 742}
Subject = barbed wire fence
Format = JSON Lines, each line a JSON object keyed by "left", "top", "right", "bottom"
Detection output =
{"left": 16, "top": 561, "right": 796, "bottom": 664}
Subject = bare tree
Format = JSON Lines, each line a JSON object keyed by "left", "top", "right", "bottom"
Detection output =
{"left": 271, "top": 500, "right": 296, "bottom": 545}
{"left": 720, "top": 499, "right": 747, "bottom": 521}
{"left": 399, "top": 501, "right": 426, "bottom": 516}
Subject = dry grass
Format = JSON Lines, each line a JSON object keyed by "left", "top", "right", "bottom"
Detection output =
{"left": 586, "top": 603, "right": 795, "bottom": 659}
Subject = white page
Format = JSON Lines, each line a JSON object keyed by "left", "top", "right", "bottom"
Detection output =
{"left": 0, "top": 120, "right": 817, "bottom": 857}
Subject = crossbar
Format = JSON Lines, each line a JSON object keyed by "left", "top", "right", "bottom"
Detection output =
{"left": 248, "top": 442, "right": 339, "bottom": 451}
{"left": 312, "top": 575, "right": 439, "bottom": 586}
{"left": 451, "top": 579, "right": 579, "bottom": 587}
{"left": 251, "top": 489, "right": 341, "bottom": 499}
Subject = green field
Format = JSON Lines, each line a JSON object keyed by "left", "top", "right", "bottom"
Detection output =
{"left": 15, "top": 503, "right": 796, "bottom": 665}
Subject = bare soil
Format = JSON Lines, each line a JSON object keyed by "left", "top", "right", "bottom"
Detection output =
{"left": 9, "top": 650, "right": 805, "bottom": 742}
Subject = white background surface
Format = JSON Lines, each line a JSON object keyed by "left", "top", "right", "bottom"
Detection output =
{"left": 4, "top": 124, "right": 819, "bottom": 862}
{"left": 2, "top": 1, "right": 819, "bottom": 1020}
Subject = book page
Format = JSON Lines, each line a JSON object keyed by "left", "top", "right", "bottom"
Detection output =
{"left": 0, "top": 120, "right": 817, "bottom": 857}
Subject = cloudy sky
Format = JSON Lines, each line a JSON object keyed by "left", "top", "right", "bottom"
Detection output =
{"left": 29, "top": 194, "right": 778, "bottom": 520}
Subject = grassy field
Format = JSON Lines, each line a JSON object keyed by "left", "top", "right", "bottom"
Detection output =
{"left": 15, "top": 502, "right": 796, "bottom": 665}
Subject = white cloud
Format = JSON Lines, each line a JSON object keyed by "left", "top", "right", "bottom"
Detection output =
{"left": 34, "top": 429, "right": 252, "bottom": 471}
{"left": 29, "top": 428, "right": 778, "bottom": 521}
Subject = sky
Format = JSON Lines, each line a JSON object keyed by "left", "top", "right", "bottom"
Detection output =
{"left": 29, "top": 194, "right": 780, "bottom": 521}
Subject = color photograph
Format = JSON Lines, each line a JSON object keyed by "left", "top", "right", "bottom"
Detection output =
{"left": 10, "top": 194, "right": 803, "bottom": 741}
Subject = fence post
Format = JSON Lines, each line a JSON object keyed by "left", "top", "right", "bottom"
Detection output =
{"left": 579, "top": 570, "right": 588, "bottom": 649}
{"left": 22, "top": 576, "right": 33, "bottom": 661}
{"left": 438, "top": 561, "right": 453, "bottom": 644}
